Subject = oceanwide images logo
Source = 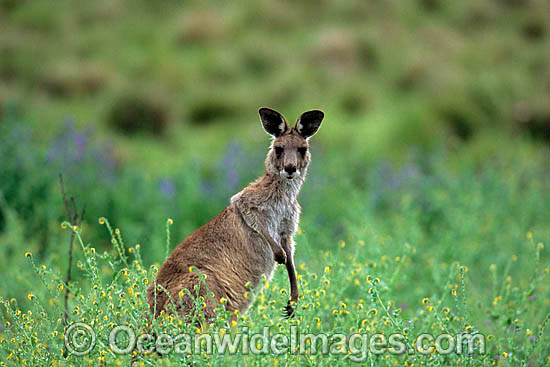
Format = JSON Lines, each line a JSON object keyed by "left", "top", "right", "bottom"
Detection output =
{"left": 65, "top": 322, "right": 486, "bottom": 361}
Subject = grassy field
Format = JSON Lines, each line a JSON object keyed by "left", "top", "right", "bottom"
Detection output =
{"left": 1, "top": 0, "right": 549, "bottom": 366}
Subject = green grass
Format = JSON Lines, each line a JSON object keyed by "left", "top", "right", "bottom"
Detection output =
{"left": 1, "top": 206, "right": 548, "bottom": 366}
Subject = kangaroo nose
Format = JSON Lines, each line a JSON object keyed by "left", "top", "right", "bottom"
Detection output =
{"left": 285, "top": 166, "right": 296, "bottom": 174}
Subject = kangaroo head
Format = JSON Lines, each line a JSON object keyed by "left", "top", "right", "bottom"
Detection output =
{"left": 259, "top": 107, "right": 324, "bottom": 181}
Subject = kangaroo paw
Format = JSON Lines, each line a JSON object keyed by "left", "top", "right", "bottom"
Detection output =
{"left": 282, "top": 301, "right": 296, "bottom": 319}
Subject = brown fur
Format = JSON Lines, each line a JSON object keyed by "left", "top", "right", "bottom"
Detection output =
{"left": 147, "top": 107, "right": 324, "bottom": 320}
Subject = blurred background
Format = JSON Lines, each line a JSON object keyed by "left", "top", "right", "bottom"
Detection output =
{"left": 0, "top": 0, "right": 549, "bottom": 306}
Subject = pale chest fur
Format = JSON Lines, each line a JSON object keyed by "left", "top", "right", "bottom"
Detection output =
{"left": 230, "top": 176, "right": 302, "bottom": 246}
{"left": 262, "top": 191, "right": 300, "bottom": 244}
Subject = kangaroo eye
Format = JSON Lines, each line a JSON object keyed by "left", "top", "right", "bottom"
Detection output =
{"left": 274, "top": 146, "right": 284, "bottom": 156}
{"left": 298, "top": 147, "right": 307, "bottom": 156}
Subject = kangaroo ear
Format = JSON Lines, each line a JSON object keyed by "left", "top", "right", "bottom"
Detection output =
{"left": 259, "top": 107, "right": 287, "bottom": 137}
{"left": 295, "top": 110, "right": 324, "bottom": 139}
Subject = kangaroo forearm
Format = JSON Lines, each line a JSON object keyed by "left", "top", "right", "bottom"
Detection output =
{"left": 258, "top": 226, "right": 286, "bottom": 264}
{"left": 281, "top": 239, "right": 298, "bottom": 303}
{"left": 286, "top": 259, "right": 298, "bottom": 303}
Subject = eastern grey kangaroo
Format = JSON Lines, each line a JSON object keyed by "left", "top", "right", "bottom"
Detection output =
{"left": 147, "top": 107, "right": 324, "bottom": 320}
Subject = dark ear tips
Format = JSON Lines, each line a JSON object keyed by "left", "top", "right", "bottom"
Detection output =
{"left": 259, "top": 107, "right": 287, "bottom": 137}
{"left": 306, "top": 110, "right": 324, "bottom": 118}
{"left": 296, "top": 109, "right": 324, "bottom": 138}
{"left": 258, "top": 107, "right": 275, "bottom": 118}
{"left": 303, "top": 110, "right": 324, "bottom": 123}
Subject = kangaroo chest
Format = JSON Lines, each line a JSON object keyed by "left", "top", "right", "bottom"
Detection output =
{"left": 262, "top": 196, "right": 299, "bottom": 243}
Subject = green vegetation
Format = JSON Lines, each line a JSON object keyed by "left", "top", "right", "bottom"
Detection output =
{"left": 0, "top": 0, "right": 549, "bottom": 365}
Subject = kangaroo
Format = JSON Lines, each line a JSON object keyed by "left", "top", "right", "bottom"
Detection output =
{"left": 146, "top": 107, "right": 324, "bottom": 321}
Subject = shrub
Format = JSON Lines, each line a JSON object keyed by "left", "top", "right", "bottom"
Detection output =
{"left": 107, "top": 93, "right": 169, "bottom": 135}
{"left": 186, "top": 94, "right": 239, "bottom": 125}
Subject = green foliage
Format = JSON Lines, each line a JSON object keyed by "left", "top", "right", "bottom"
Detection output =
{"left": 0, "top": 214, "right": 548, "bottom": 366}
{"left": 1, "top": 0, "right": 548, "bottom": 164}
{"left": 0, "top": 114, "right": 549, "bottom": 365}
